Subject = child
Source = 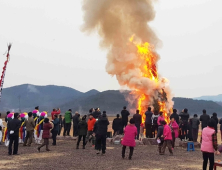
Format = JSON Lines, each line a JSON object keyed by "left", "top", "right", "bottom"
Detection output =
{"left": 37, "top": 118, "right": 52, "bottom": 152}
{"left": 121, "top": 118, "right": 137, "bottom": 160}
{"left": 156, "top": 120, "right": 164, "bottom": 154}
{"left": 160, "top": 120, "right": 173, "bottom": 155}
{"left": 139, "top": 123, "right": 144, "bottom": 141}
{"left": 201, "top": 119, "right": 218, "bottom": 170}
{"left": 76, "top": 115, "right": 88, "bottom": 149}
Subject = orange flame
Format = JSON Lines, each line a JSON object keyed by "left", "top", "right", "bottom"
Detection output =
{"left": 130, "top": 36, "right": 170, "bottom": 124}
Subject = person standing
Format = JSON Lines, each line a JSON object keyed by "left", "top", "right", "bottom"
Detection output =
{"left": 52, "top": 114, "right": 59, "bottom": 145}
{"left": 160, "top": 121, "right": 173, "bottom": 156}
{"left": 169, "top": 117, "right": 179, "bottom": 149}
{"left": 63, "top": 109, "right": 72, "bottom": 136}
{"left": 211, "top": 113, "right": 218, "bottom": 133}
{"left": 201, "top": 119, "right": 218, "bottom": 170}
{"left": 37, "top": 118, "right": 52, "bottom": 152}
{"left": 145, "top": 107, "right": 153, "bottom": 138}
{"left": 179, "top": 108, "right": 190, "bottom": 140}
{"left": 23, "top": 112, "right": 35, "bottom": 146}
{"left": 170, "top": 109, "right": 179, "bottom": 125}
{"left": 112, "top": 114, "right": 122, "bottom": 136}
{"left": 7, "top": 113, "right": 21, "bottom": 155}
{"left": 152, "top": 111, "right": 159, "bottom": 138}
{"left": 190, "top": 114, "right": 200, "bottom": 142}
{"left": 58, "top": 115, "right": 63, "bottom": 136}
{"left": 121, "top": 118, "right": 137, "bottom": 160}
{"left": 121, "top": 106, "right": 130, "bottom": 129}
{"left": 157, "top": 112, "right": 165, "bottom": 126}
{"left": 73, "top": 112, "right": 80, "bottom": 137}
{"left": 133, "top": 110, "right": 141, "bottom": 140}
{"left": 76, "top": 115, "right": 88, "bottom": 149}
{"left": 200, "top": 109, "right": 210, "bottom": 130}
{"left": 156, "top": 120, "right": 164, "bottom": 154}
{"left": 93, "top": 108, "right": 101, "bottom": 119}
{"left": 96, "top": 111, "right": 109, "bottom": 155}
{"left": 51, "top": 108, "right": 61, "bottom": 120}
{"left": 86, "top": 114, "right": 96, "bottom": 146}
{"left": 0, "top": 113, "right": 5, "bottom": 145}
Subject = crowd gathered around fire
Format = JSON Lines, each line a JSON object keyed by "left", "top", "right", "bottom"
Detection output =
{"left": 0, "top": 106, "right": 222, "bottom": 169}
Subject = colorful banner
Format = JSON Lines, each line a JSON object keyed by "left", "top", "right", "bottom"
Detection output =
{"left": 0, "top": 44, "right": 12, "bottom": 101}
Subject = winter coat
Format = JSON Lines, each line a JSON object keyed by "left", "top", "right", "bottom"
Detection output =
{"left": 112, "top": 118, "right": 123, "bottom": 131}
{"left": 152, "top": 114, "right": 159, "bottom": 125}
{"left": 7, "top": 118, "right": 21, "bottom": 136}
{"left": 97, "top": 117, "right": 110, "bottom": 135}
{"left": 59, "top": 118, "right": 63, "bottom": 127}
{"left": 64, "top": 111, "right": 72, "bottom": 123}
{"left": 219, "top": 118, "right": 222, "bottom": 131}
{"left": 179, "top": 112, "right": 190, "bottom": 125}
{"left": 156, "top": 125, "right": 164, "bottom": 140}
{"left": 201, "top": 126, "right": 215, "bottom": 153}
{"left": 93, "top": 121, "right": 98, "bottom": 134}
{"left": 87, "top": 118, "right": 96, "bottom": 131}
{"left": 211, "top": 116, "right": 218, "bottom": 133}
{"left": 121, "top": 124, "right": 137, "bottom": 147}
{"left": 121, "top": 110, "right": 130, "bottom": 123}
{"left": 51, "top": 110, "right": 61, "bottom": 120}
{"left": 200, "top": 114, "right": 210, "bottom": 129}
{"left": 92, "top": 111, "right": 101, "bottom": 119}
{"left": 145, "top": 111, "right": 153, "bottom": 124}
{"left": 163, "top": 124, "right": 172, "bottom": 140}
{"left": 170, "top": 113, "right": 179, "bottom": 125}
{"left": 78, "top": 120, "right": 88, "bottom": 136}
{"left": 157, "top": 116, "right": 165, "bottom": 126}
{"left": 133, "top": 113, "right": 142, "bottom": 126}
{"left": 169, "top": 121, "right": 179, "bottom": 138}
{"left": 25, "top": 117, "right": 35, "bottom": 131}
{"left": 190, "top": 117, "right": 200, "bottom": 129}
{"left": 73, "top": 114, "right": 80, "bottom": 127}
{"left": 52, "top": 118, "right": 59, "bottom": 131}
{"left": 42, "top": 123, "right": 52, "bottom": 139}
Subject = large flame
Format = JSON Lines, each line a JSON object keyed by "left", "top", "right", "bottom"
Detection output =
{"left": 131, "top": 36, "right": 170, "bottom": 123}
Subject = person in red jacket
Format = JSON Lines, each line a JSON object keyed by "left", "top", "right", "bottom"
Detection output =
{"left": 37, "top": 118, "right": 52, "bottom": 152}
{"left": 86, "top": 114, "right": 96, "bottom": 146}
{"left": 160, "top": 120, "right": 173, "bottom": 156}
{"left": 51, "top": 108, "right": 61, "bottom": 120}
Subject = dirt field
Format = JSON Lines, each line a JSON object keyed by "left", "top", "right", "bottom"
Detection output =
{"left": 0, "top": 136, "right": 218, "bottom": 170}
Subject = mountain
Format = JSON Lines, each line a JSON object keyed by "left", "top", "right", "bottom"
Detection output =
{"left": 0, "top": 84, "right": 83, "bottom": 112}
{"left": 1, "top": 84, "right": 222, "bottom": 117}
{"left": 194, "top": 94, "right": 222, "bottom": 102}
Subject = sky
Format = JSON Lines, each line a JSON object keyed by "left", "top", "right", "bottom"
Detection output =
{"left": 0, "top": 0, "right": 221, "bottom": 98}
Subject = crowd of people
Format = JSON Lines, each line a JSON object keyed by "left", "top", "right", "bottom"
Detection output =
{"left": 0, "top": 106, "right": 222, "bottom": 169}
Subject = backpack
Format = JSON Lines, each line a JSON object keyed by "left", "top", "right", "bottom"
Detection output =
{"left": 153, "top": 116, "right": 158, "bottom": 125}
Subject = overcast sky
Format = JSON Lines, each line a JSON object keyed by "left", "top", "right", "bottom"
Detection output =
{"left": 0, "top": 0, "right": 221, "bottom": 98}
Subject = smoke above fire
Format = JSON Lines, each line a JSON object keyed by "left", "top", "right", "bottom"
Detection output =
{"left": 81, "top": 0, "right": 174, "bottom": 122}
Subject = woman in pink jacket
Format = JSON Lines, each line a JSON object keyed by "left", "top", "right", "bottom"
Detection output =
{"left": 169, "top": 117, "right": 179, "bottom": 149}
{"left": 157, "top": 112, "right": 165, "bottom": 126}
{"left": 160, "top": 121, "right": 173, "bottom": 155}
{"left": 121, "top": 118, "right": 137, "bottom": 160}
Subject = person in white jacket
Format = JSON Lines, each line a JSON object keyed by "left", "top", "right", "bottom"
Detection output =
{"left": 0, "top": 113, "right": 5, "bottom": 145}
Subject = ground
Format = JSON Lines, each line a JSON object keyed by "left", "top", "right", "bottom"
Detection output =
{"left": 0, "top": 137, "right": 220, "bottom": 170}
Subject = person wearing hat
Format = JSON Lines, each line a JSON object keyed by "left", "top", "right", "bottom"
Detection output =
{"left": 63, "top": 109, "right": 72, "bottom": 136}
{"left": 73, "top": 112, "right": 80, "bottom": 137}
{"left": 76, "top": 115, "right": 88, "bottom": 149}
{"left": 96, "top": 111, "right": 109, "bottom": 155}
{"left": 7, "top": 113, "right": 21, "bottom": 155}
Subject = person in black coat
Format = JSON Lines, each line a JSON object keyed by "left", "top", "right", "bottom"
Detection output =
{"left": 121, "top": 106, "right": 130, "bottom": 129}
{"left": 133, "top": 110, "right": 142, "bottom": 140}
{"left": 96, "top": 111, "right": 109, "bottom": 155}
{"left": 76, "top": 115, "right": 88, "bottom": 149}
{"left": 170, "top": 109, "right": 179, "bottom": 125}
{"left": 112, "top": 114, "right": 122, "bottom": 136}
{"left": 211, "top": 113, "right": 218, "bottom": 133}
{"left": 179, "top": 108, "right": 190, "bottom": 140}
{"left": 145, "top": 107, "right": 153, "bottom": 138}
{"left": 200, "top": 109, "right": 210, "bottom": 130}
{"left": 93, "top": 108, "right": 101, "bottom": 119}
{"left": 7, "top": 113, "right": 21, "bottom": 155}
{"left": 58, "top": 115, "right": 63, "bottom": 136}
{"left": 73, "top": 112, "right": 80, "bottom": 137}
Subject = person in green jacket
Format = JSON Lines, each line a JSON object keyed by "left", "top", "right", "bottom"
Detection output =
{"left": 63, "top": 109, "right": 72, "bottom": 136}
{"left": 76, "top": 115, "right": 88, "bottom": 149}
